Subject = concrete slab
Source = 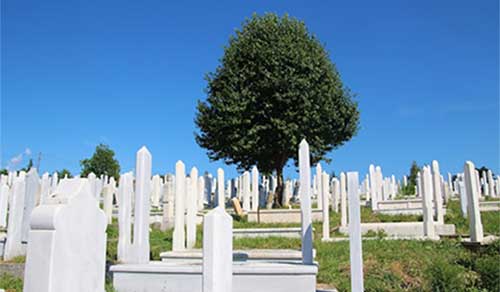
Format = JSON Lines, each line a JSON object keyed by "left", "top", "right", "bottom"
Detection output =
{"left": 111, "top": 261, "right": 318, "bottom": 292}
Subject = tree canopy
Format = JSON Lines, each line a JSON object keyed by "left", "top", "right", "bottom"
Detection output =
{"left": 80, "top": 144, "right": 120, "bottom": 179}
{"left": 195, "top": 13, "right": 359, "bottom": 205}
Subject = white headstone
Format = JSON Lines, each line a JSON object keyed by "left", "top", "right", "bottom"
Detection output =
{"left": 23, "top": 178, "right": 106, "bottom": 292}
{"left": 161, "top": 174, "right": 175, "bottom": 231}
{"left": 464, "top": 161, "right": 483, "bottom": 242}
{"left": 131, "top": 147, "right": 152, "bottom": 263}
{"left": 421, "top": 166, "right": 436, "bottom": 239}
{"left": 431, "top": 161, "right": 444, "bottom": 224}
{"left": 251, "top": 166, "right": 259, "bottom": 211}
{"left": 173, "top": 161, "right": 186, "bottom": 251}
{"left": 242, "top": 171, "right": 250, "bottom": 212}
{"left": 216, "top": 168, "right": 225, "bottom": 208}
{"left": 0, "top": 184, "right": 9, "bottom": 228}
{"left": 321, "top": 172, "right": 330, "bottom": 240}
{"left": 347, "top": 172, "right": 364, "bottom": 292}
{"left": 299, "top": 139, "right": 313, "bottom": 264}
{"left": 118, "top": 172, "right": 134, "bottom": 263}
{"left": 202, "top": 207, "right": 232, "bottom": 292}
{"left": 316, "top": 163, "right": 323, "bottom": 210}
{"left": 4, "top": 175, "right": 26, "bottom": 260}
{"left": 369, "top": 165, "right": 378, "bottom": 210}
{"left": 340, "top": 173, "right": 348, "bottom": 228}
{"left": 187, "top": 167, "right": 198, "bottom": 249}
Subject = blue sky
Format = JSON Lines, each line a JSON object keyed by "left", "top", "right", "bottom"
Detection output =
{"left": 1, "top": 0, "right": 499, "bottom": 179}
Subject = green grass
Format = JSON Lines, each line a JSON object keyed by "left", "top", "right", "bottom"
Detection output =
{"left": 445, "top": 200, "right": 500, "bottom": 236}
{"left": 64, "top": 205, "right": 498, "bottom": 291}
{"left": 0, "top": 273, "right": 23, "bottom": 291}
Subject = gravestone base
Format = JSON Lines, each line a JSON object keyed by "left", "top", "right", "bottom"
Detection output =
{"left": 111, "top": 261, "right": 318, "bottom": 292}
{"left": 338, "top": 222, "right": 455, "bottom": 238}
{"left": 247, "top": 209, "right": 323, "bottom": 223}
{"left": 160, "top": 249, "right": 314, "bottom": 263}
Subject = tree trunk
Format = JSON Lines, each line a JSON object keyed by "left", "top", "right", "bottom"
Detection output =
{"left": 273, "top": 167, "right": 284, "bottom": 208}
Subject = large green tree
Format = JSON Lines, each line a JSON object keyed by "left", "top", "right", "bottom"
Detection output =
{"left": 80, "top": 144, "right": 120, "bottom": 179}
{"left": 195, "top": 13, "right": 359, "bottom": 206}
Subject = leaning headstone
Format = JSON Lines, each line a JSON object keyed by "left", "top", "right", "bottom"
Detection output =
{"left": 464, "top": 161, "right": 483, "bottom": 242}
{"left": 173, "top": 161, "right": 186, "bottom": 251}
{"left": 298, "top": 139, "right": 313, "bottom": 264}
{"left": 421, "top": 166, "right": 437, "bottom": 239}
{"left": 4, "top": 175, "right": 26, "bottom": 260}
{"left": 231, "top": 198, "right": 243, "bottom": 216}
{"left": 347, "top": 172, "right": 364, "bottom": 292}
{"left": 22, "top": 178, "right": 106, "bottom": 292}
{"left": 131, "top": 146, "right": 152, "bottom": 263}
{"left": 202, "top": 207, "right": 232, "bottom": 292}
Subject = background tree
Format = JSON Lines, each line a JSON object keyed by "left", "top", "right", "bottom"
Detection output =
{"left": 80, "top": 144, "right": 120, "bottom": 179}
{"left": 20, "top": 159, "right": 34, "bottom": 172}
{"left": 57, "top": 169, "right": 73, "bottom": 179}
{"left": 476, "top": 166, "right": 494, "bottom": 177}
{"left": 195, "top": 13, "right": 359, "bottom": 206}
{"left": 401, "top": 161, "right": 420, "bottom": 196}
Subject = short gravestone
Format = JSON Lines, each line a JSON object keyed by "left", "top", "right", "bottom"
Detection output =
{"left": 23, "top": 178, "right": 106, "bottom": 292}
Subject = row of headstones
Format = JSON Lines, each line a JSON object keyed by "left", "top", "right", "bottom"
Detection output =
{"left": 202, "top": 139, "right": 366, "bottom": 291}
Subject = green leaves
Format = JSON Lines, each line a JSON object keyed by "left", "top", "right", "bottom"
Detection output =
{"left": 195, "top": 13, "right": 359, "bottom": 176}
{"left": 80, "top": 144, "right": 120, "bottom": 179}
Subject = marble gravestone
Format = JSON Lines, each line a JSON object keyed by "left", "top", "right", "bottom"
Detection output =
{"left": 23, "top": 178, "right": 107, "bottom": 292}
{"left": 202, "top": 207, "right": 233, "bottom": 292}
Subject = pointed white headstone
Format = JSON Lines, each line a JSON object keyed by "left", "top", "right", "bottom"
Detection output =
{"left": 173, "top": 161, "right": 186, "bottom": 251}
{"left": 299, "top": 139, "right": 313, "bottom": 264}
{"left": 131, "top": 146, "right": 152, "bottom": 263}
{"left": 347, "top": 172, "right": 364, "bottom": 292}
{"left": 340, "top": 173, "right": 348, "bottom": 228}
{"left": 202, "top": 207, "right": 232, "bottom": 292}
{"left": 251, "top": 166, "right": 259, "bottom": 211}
{"left": 431, "top": 161, "right": 444, "bottom": 224}
{"left": 216, "top": 168, "right": 225, "bottom": 208}
{"left": 421, "top": 166, "right": 436, "bottom": 239}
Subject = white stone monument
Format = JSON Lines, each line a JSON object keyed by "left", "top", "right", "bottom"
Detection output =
{"left": 464, "top": 161, "right": 483, "bottom": 242}
{"left": 131, "top": 146, "right": 152, "bottom": 263}
{"left": 202, "top": 207, "right": 233, "bottom": 292}
{"left": 299, "top": 139, "right": 313, "bottom": 264}
{"left": 22, "top": 178, "right": 107, "bottom": 292}
{"left": 173, "top": 161, "right": 186, "bottom": 251}
{"left": 347, "top": 172, "right": 364, "bottom": 292}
